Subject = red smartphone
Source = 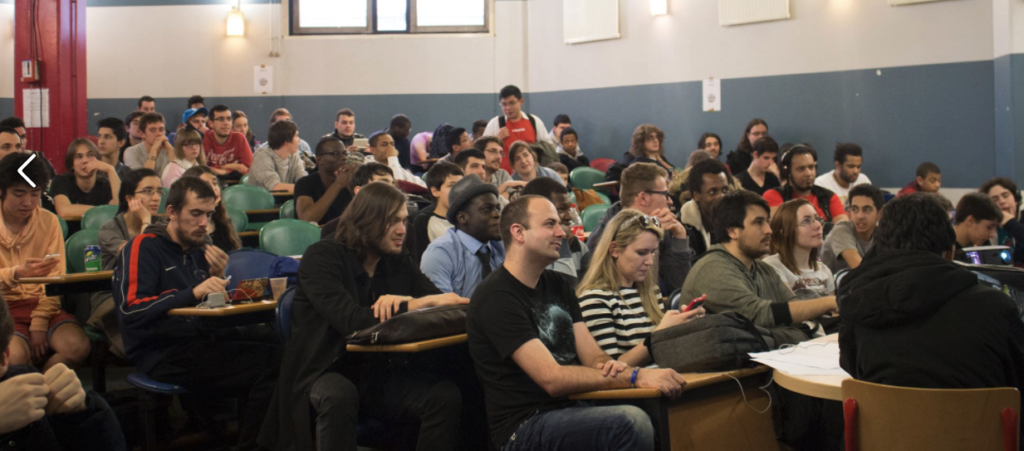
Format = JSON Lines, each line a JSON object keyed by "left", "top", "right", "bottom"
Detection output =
{"left": 683, "top": 294, "right": 707, "bottom": 313}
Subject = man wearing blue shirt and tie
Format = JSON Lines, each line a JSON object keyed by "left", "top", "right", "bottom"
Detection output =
{"left": 421, "top": 174, "right": 505, "bottom": 297}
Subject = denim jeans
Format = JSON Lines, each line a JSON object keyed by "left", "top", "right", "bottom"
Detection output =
{"left": 503, "top": 404, "right": 654, "bottom": 451}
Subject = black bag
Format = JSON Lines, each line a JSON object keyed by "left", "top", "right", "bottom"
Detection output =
{"left": 649, "top": 311, "right": 776, "bottom": 373}
{"left": 346, "top": 304, "right": 467, "bottom": 345}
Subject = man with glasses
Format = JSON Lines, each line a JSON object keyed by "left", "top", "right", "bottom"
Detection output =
{"left": 482, "top": 85, "right": 551, "bottom": 173}
{"left": 295, "top": 137, "right": 364, "bottom": 225}
{"left": 203, "top": 104, "right": 253, "bottom": 179}
{"left": 588, "top": 163, "right": 692, "bottom": 293}
{"left": 474, "top": 136, "right": 524, "bottom": 202}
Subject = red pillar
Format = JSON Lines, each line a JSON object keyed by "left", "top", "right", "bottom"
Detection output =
{"left": 13, "top": 0, "right": 87, "bottom": 171}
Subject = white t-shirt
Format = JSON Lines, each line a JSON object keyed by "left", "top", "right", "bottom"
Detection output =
{"left": 814, "top": 170, "right": 871, "bottom": 206}
{"left": 762, "top": 254, "right": 835, "bottom": 300}
{"left": 427, "top": 215, "right": 453, "bottom": 242}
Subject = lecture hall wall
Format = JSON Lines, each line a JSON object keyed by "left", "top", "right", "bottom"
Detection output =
{"left": 2, "top": 0, "right": 1024, "bottom": 188}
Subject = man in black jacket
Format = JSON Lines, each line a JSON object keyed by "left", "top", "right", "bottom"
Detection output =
{"left": 839, "top": 193, "right": 1024, "bottom": 393}
{"left": 260, "top": 182, "right": 469, "bottom": 451}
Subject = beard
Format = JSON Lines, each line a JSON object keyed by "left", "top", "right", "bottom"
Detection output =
{"left": 372, "top": 234, "right": 403, "bottom": 257}
{"left": 738, "top": 236, "right": 770, "bottom": 261}
{"left": 176, "top": 223, "right": 207, "bottom": 249}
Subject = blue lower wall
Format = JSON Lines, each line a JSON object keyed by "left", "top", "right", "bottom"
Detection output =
{"left": 0, "top": 98, "right": 12, "bottom": 121}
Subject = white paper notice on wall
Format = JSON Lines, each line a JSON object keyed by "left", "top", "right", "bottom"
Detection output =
{"left": 703, "top": 77, "right": 721, "bottom": 112}
{"left": 254, "top": 65, "right": 274, "bottom": 95}
{"left": 22, "top": 88, "right": 50, "bottom": 128}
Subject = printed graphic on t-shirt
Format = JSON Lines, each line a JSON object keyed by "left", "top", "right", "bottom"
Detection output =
{"left": 791, "top": 276, "right": 831, "bottom": 299}
{"left": 207, "top": 149, "right": 239, "bottom": 167}
{"left": 535, "top": 303, "right": 577, "bottom": 364}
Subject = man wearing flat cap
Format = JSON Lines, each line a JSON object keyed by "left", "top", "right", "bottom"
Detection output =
{"left": 421, "top": 174, "right": 505, "bottom": 298}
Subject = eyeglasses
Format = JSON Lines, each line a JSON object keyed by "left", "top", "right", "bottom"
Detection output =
{"left": 644, "top": 190, "right": 671, "bottom": 200}
{"left": 484, "top": 148, "right": 504, "bottom": 156}
{"left": 182, "top": 142, "right": 201, "bottom": 148}
{"left": 135, "top": 188, "right": 166, "bottom": 197}
{"left": 798, "top": 216, "right": 825, "bottom": 228}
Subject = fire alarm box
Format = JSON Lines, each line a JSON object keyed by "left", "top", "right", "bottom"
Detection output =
{"left": 20, "top": 60, "right": 39, "bottom": 83}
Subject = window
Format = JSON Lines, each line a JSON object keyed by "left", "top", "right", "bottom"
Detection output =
{"left": 292, "top": 0, "right": 488, "bottom": 35}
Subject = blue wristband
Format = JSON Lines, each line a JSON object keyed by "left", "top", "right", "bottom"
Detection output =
{"left": 630, "top": 367, "right": 640, "bottom": 388}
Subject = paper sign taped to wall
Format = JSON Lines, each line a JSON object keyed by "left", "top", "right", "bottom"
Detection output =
{"left": 255, "top": 65, "right": 274, "bottom": 95}
{"left": 23, "top": 88, "right": 50, "bottom": 128}
{"left": 703, "top": 77, "right": 721, "bottom": 112}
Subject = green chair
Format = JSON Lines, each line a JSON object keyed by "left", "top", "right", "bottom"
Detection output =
{"left": 259, "top": 219, "right": 321, "bottom": 256}
{"left": 595, "top": 191, "right": 611, "bottom": 205}
{"left": 81, "top": 205, "right": 119, "bottom": 230}
{"left": 581, "top": 204, "right": 612, "bottom": 233}
{"left": 568, "top": 191, "right": 577, "bottom": 206}
{"left": 57, "top": 215, "right": 68, "bottom": 239}
{"left": 65, "top": 229, "right": 100, "bottom": 273}
{"left": 239, "top": 174, "right": 251, "bottom": 186}
{"left": 158, "top": 190, "right": 169, "bottom": 214}
{"left": 279, "top": 199, "right": 296, "bottom": 219}
{"left": 221, "top": 185, "right": 275, "bottom": 211}
{"left": 569, "top": 167, "right": 606, "bottom": 191}
{"left": 226, "top": 207, "right": 248, "bottom": 233}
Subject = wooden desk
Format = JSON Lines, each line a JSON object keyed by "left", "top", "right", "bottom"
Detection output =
{"left": 168, "top": 300, "right": 277, "bottom": 317}
{"left": 771, "top": 334, "right": 849, "bottom": 402}
{"left": 592, "top": 181, "right": 619, "bottom": 189}
{"left": 346, "top": 333, "right": 467, "bottom": 353}
{"left": 20, "top": 270, "right": 114, "bottom": 297}
{"left": 570, "top": 366, "right": 776, "bottom": 451}
{"left": 239, "top": 230, "right": 260, "bottom": 248}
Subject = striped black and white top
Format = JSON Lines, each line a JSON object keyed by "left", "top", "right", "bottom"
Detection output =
{"left": 578, "top": 287, "right": 662, "bottom": 360}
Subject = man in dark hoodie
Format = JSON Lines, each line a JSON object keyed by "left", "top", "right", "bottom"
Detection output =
{"left": 839, "top": 193, "right": 1024, "bottom": 394}
{"left": 114, "top": 177, "right": 280, "bottom": 451}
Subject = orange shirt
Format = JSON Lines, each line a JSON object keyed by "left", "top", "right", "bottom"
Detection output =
{"left": 0, "top": 206, "right": 66, "bottom": 331}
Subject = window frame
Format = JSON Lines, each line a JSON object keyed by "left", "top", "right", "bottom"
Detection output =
{"left": 290, "top": 0, "right": 490, "bottom": 36}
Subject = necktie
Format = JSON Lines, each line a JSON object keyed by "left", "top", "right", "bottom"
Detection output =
{"left": 476, "top": 246, "right": 492, "bottom": 280}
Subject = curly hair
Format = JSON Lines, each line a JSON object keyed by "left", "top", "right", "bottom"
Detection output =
{"left": 628, "top": 124, "right": 665, "bottom": 158}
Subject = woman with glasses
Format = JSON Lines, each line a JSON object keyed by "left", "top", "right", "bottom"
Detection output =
{"left": 98, "top": 169, "right": 164, "bottom": 271}
{"left": 181, "top": 165, "right": 242, "bottom": 252}
{"left": 161, "top": 129, "right": 207, "bottom": 188}
{"left": 763, "top": 199, "right": 835, "bottom": 300}
{"left": 577, "top": 210, "right": 704, "bottom": 367}
{"left": 623, "top": 124, "right": 674, "bottom": 176}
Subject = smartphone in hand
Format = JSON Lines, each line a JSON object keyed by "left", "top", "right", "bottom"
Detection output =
{"left": 683, "top": 294, "right": 707, "bottom": 313}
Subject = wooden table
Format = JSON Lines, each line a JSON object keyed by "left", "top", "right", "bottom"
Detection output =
{"left": 20, "top": 270, "right": 114, "bottom": 297}
{"left": 168, "top": 300, "right": 277, "bottom": 317}
{"left": 592, "top": 180, "right": 619, "bottom": 189}
{"left": 771, "top": 334, "right": 849, "bottom": 402}
{"left": 239, "top": 230, "right": 260, "bottom": 248}
{"left": 570, "top": 366, "right": 777, "bottom": 451}
{"left": 346, "top": 333, "right": 467, "bottom": 353}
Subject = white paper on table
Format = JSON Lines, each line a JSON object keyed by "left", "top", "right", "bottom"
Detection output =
{"left": 702, "top": 77, "right": 721, "bottom": 112}
{"left": 749, "top": 342, "right": 851, "bottom": 376}
{"left": 254, "top": 65, "right": 274, "bottom": 95}
{"left": 22, "top": 88, "right": 50, "bottom": 128}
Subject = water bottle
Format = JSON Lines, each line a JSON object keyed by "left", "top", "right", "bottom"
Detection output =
{"left": 569, "top": 204, "right": 585, "bottom": 241}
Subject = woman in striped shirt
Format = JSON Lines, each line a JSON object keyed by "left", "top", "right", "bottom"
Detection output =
{"left": 577, "top": 209, "right": 705, "bottom": 367}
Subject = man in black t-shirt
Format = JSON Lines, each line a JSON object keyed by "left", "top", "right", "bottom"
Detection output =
{"left": 294, "top": 137, "right": 364, "bottom": 225}
{"left": 734, "top": 136, "right": 781, "bottom": 196}
{"left": 468, "top": 195, "right": 686, "bottom": 451}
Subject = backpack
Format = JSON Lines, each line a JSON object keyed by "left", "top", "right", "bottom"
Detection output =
{"left": 649, "top": 310, "right": 776, "bottom": 373}
{"left": 773, "top": 185, "right": 838, "bottom": 222}
{"left": 498, "top": 113, "right": 539, "bottom": 138}
{"left": 530, "top": 140, "right": 559, "bottom": 167}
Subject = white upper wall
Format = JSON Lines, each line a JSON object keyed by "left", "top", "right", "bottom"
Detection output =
{"left": 525, "top": 0, "right": 995, "bottom": 93}
{"left": 1, "top": 4, "right": 14, "bottom": 99}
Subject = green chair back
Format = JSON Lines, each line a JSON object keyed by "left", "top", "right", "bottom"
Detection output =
{"left": 158, "top": 190, "right": 169, "bottom": 214}
{"left": 570, "top": 167, "right": 606, "bottom": 190}
{"left": 279, "top": 199, "right": 296, "bottom": 219}
{"left": 81, "top": 205, "right": 119, "bottom": 230}
{"left": 239, "top": 174, "right": 251, "bottom": 186}
{"left": 259, "top": 219, "right": 321, "bottom": 256}
{"left": 581, "top": 204, "right": 612, "bottom": 233}
{"left": 595, "top": 191, "right": 611, "bottom": 205}
{"left": 57, "top": 215, "right": 68, "bottom": 239}
{"left": 226, "top": 207, "right": 248, "bottom": 233}
{"left": 221, "top": 185, "right": 275, "bottom": 211}
{"left": 568, "top": 191, "right": 577, "bottom": 206}
{"left": 65, "top": 229, "right": 100, "bottom": 273}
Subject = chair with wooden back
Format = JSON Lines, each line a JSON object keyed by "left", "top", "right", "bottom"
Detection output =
{"left": 842, "top": 378, "right": 1020, "bottom": 451}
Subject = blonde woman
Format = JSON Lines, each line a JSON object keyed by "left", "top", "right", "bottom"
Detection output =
{"left": 161, "top": 129, "right": 206, "bottom": 188}
{"left": 578, "top": 209, "right": 704, "bottom": 367}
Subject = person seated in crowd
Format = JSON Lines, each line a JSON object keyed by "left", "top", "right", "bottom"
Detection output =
{"left": 735, "top": 136, "right": 781, "bottom": 196}
{"left": 174, "top": 107, "right": 208, "bottom": 144}
{"left": 838, "top": 193, "right": 1024, "bottom": 397}
{"left": 578, "top": 209, "right": 705, "bottom": 366}
{"left": 437, "top": 127, "right": 473, "bottom": 165}
{"left": 472, "top": 119, "right": 487, "bottom": 141}
{"left": 550, "top": 114, "right": 572, "bottom": 144}
{"left": 589, "top": 163, "right": 692, "bottom": 293}
{"left": 295, "top": 137, "right": 364, "bottom": 225}
{"left": 366, "top": 130, "right": 427, "bottom": 188}
{"left": 0, "top": 117, "right": 56, "bottom": 181}
{"left": 468, "top": 194, "right": 686, "bottom": 451}
{"left": 814, "top": 142, "right": 870, "bottom": 205}
{"left": 509, "top": 141, "right": 561, "bottom": 183}
{"left": 256, "top": 108, "right": 314, "bottom": 160}
{"left": 726, "top": 118, "right": 768, "bottom": 175}
{"left": 261, "top": 182, "right": 467, "bottom": 451}
{"left": 136, "top": 95, "right": 156, "bottom": 113}
{"left": 483, "top": 85, "right": 551, "bottom": 172}
{"left": 114, "top": 178, "right": 278, "bottom": 450}
{"left": 697, "top": 132, "right": 722, "bottom": 160}
{"left": 407, "top": 163, "right": 464, "bottom": 262}
{"left": 764, "top": 144, "right": 849, "bottom": 223}
{"left": 476, "top": 136, "right": 525, "bottom": 200}
{"left": 0, "top": 300, "right": 126, "bottom": 451}
{"left": 0, "top": 153, "right": 88, "bottom": 370}
{"left": 50, "top": 138, "right": 121, "bottom": 217}
{"left": 681, "top": 191, "right": 838, "bottom": 346}
{"left": 522, "top": 177, "right": 591, "bottom": 285}
{"left": 952, "top": 192, "right": 1002, "bottom": 263}
{"left": 319, "top": 163, "right": 396, "bottom": 240}
{"left": 557, "top": 126, "right": 589, "bottom": 171}
{"left": 181, "top": 166, "right": 242, "bottom": 253}
{"left": 410, "top": 130, "right": 433, "bottom": 171}
{"left": 161, "top": 129, "right": 205, "bottom": 188}
{"left": 95, "top": 118, "right": 129, "bottom": 181}
{"left": 897, "top": 161, "right": 942, "bottom": 196}
{"left": 186, "top": 95, "right": 204, "bottom": 110}
{"left": 249, "top": 120, "right": 308, "bottom": 193}
{"left": 679, "top": 159, "right": 733, "bottom": 257}
{"left": 203, "top": 105, "right": 252, "bottom": 178}
{"left": 763, "top": 199, "right": 835, "bottom": 300}
{"left": 548, "top": 162, "right": 570, "bottom": 187}
{"left": 0, "top": 127, "right": 23, "bottom": 160}
{"left": 669, "top": 149, "right": 742, "bottom": 206}
{"left": 387, "top": 114, "right": 412, "bottom": 169}
{"left": 821, "top": 184, "right": 882, "bottom": 272}
{"left": 421, "top": 174, "right": 504, "bottom": 298}
{"left": 981, "top": 177, "right": 1024, "bottom": 264}
{"left": 121, "top": 111, "right": 145, "bottom": 157}
{"left": 326, "top": 108, "right": 365, "bottom": 151}
{"left": 454, "top": 148, "right": 488, "bottom": 181}
{"left": 231, "top": 110, "right": 260, "bottom": 150}
{"left": 623, "top": 124, "right": 674, "bottom": 175}
{"left": 124, "top": 112, "right": 173, "bottom": 175}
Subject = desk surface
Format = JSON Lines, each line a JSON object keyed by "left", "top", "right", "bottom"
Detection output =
{"left": 569, "top": 365, "right": 769, "bottom": 400}
{"left": 168, "top": 300, "right": 277, "bottom": 317}
{"left": 346, "top": 333, "right": 467, "bottom": 353}
{"left": 20, "top": 270, "right": 114, "bottom": 285}
{"left": 245, "top": 209, "right": 280, "bottom": 215}
{"left": 771, "top": 334, "right": 849, "bottom": 401}
{"left": 592, "top": 181, "right": 620, "bottom": 189}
